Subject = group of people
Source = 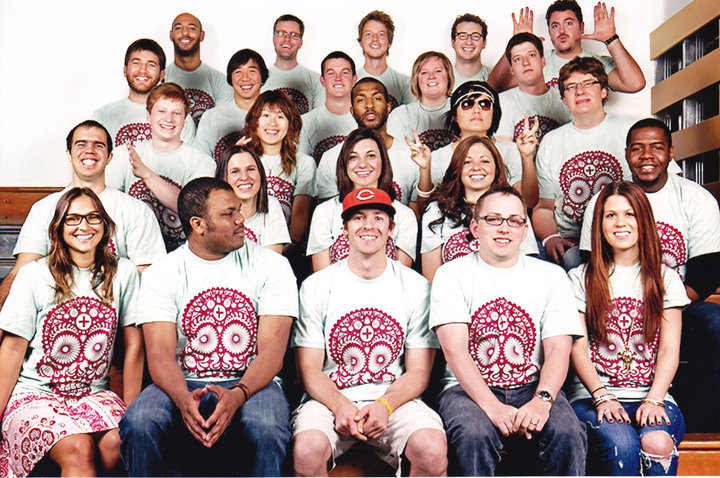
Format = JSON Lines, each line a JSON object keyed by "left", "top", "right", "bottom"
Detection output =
{"left": 1, "top": 1, "right": 719, "bottom": 477}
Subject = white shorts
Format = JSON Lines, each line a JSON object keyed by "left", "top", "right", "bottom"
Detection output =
{"left": 291, "top": 398, "right": 444, "bottom": 472}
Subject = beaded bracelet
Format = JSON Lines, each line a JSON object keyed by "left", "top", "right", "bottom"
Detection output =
{"left": 592, "top": 393, "right": 618, "bottom": 407}
{"left": 590, "top": 385, "right": 607, "bottom": 396}
{"left": 231, "top": 382, "right": 251, "bottom": 402}
{"left": 416, "top": 185, "right": 436, "bottom": 198}
{"left": 641, "top": 398, "right": 665, "bottom": 408}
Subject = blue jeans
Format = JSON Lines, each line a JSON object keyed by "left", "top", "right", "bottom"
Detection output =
{"left": 438, "top": 384, "right": 586, "bottom": 476}
{"left": 119, "top": 380, "right": 291, "bottom": 477}
{"left": 572, "top": 399, "right": 685, "bottom": 475}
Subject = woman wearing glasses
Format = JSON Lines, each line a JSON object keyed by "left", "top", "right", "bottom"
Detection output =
{"left": 420, "top": 136, "right": 538, "bottom": 281}
{"left": 0, "top": 188, "right": 142, "bottom": 477}
{"left": 567, "top": 181, "right": 688, "bottom": 475}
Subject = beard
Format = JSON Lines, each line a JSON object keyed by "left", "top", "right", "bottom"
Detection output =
{"left": 173, "top": 39, "right": 200, "bottom": 58}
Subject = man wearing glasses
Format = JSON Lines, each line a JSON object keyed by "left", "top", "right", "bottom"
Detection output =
{"left": 450, "top": 13, "right": 491, "bottom": 91}
{"left": 431, "top": 186, "right": 586, "bottom": 475}
{"left": 533, "top": 56, "right": 633, "bottom": 270}
{"left": 262, "top": 14, "right": 324, "bottom": 114}
{"left": 165, "top": 13, "right": 233, "bottom": 124}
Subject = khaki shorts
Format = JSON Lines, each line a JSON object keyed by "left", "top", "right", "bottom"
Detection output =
{"left": 292, "top": 398, "right": 444, "bottom": 472}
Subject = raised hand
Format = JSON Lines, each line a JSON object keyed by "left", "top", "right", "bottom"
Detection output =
{"left": 512, "top": 7, "right": 545, "bottom": 40}
{"left": 515, "top": 115, "right": 539, "bottom": 158}
{"left": 582, "top": 2, "right": 617, "bottom": 43}
{"left": 126, "top": 142, "right": 152, "bottom": 180}
{"left": 404, "top": 128, "right": 431, "bottom": 171}
{"left": 234, "top": 136, "right": 252, "bottom": 147}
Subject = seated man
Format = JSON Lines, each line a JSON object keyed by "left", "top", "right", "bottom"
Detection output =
{"left": 431, "top": 186, "right": 586, "bottom": 475}
{"left": 0, "top": 120, "right": 165, "bottom": 309}
{"left": 292, "top": 187, "right": 447, "bottom": 476}
{"left": 106, "top": 82, "right": 215, "bottom": 251}
{"left": 119, "top": 177, "right": 298, "bottom": 476}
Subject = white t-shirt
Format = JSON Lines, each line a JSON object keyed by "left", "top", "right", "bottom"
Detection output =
{"left": 194, "top": 100, "right": 248, "bottom": 160}
{"left": 165, "top": 62, "right": 234, "bottom": 125}
{"left": 386, "top": 100, "right": 455, "bottom": 152}
{"left": 421, "top": 201, "right": 539, "bottom": 261}
{"left": 543, "top": 49, "right": 616, "bottom": 88}
{"left": 13, "top": 187, "right": 166, "bottom": 267}
{"left": 244, "top": 196, "right": 291, "bottom": 247}
{"left": 0, "top": 258, "right": 139, "bottom": 396}
{"left": 358, "top": 67, "right": 414, "bottom": 109}
{"left": 496, "top": 86, "right": 572, "bottom": 142}
{"left": 261, "top": 153, "right": 317, "bottom": 223}
{"left": 536, "top": 114, "right": 634, "bottom": 239}
{"left": 316, "top": 138, "right": 420, "bottom": 204}
{"left": 136, "top": 241, "right": 298, "bottom": 381}
{"left": 92, "top": 97, "right": 196, "bottom": 147}
{"left": 430, "top": 253, "right": 583, "bottom": 390}
{"left": 430, "top": 140, "right": 522, "bottom": 187}
{"left": 106, "top": 140, "right": 215, "bottom": 251}
{"left": 263, "top": 64, "right": 325, "bottom": 115}
{"left": 452, "top": 65, "right": 491, "bottom": 91}
{"left": 298, "top": 105, "right": 357, "bottom": 163}
{"left": 292, "top": 259, "right": 437, "bottom": 402}
{"left": 579, "top": 173, "right": 720, "bottom": 279}
{"left": 307, "top": 196, "right": 418, "bottom": 261}
{"left": 567, "top": 262, "right": 689, "bottom": 402}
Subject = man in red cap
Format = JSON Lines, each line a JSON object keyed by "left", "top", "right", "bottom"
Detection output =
{"left": 291, "top": 187, "right": 447, "bottom": 477}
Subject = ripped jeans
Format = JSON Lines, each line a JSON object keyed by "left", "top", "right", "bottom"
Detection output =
{"left": 572, "top": 399, "right": 685, "bottom": 475}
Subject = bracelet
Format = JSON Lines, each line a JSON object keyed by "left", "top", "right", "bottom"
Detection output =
{"left": 592, "top": 393, "right": 618, "bottom": 407}
{"left": 590, "top": 385, "right": 607, "bottom": 396}
{"left": 415, "top": 185, "right": 436, "bottom": 198}
{"left": 541, "top": 233, "right": 561, "bottom": 248}
{"left": 641, "top": 398, "right": 665, "bottom": 408}
{"left": 376, "top": 397, "right": 393, "bottom": 416}
{"left": 604, "top": 34, "right": 619, "bottom": 46}
{"left": 230, "top": 382, "right": 251, "bottom": 402}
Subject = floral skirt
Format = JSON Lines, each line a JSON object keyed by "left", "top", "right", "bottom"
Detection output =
{"left": 0, "top": 390, "right": 125, "bottom": 478}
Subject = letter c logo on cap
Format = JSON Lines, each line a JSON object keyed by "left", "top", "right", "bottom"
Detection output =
{"left": 356, "top": 188, "right": 375, "bottom": 201}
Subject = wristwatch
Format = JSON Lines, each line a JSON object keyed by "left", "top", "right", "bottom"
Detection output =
{"left": 535, "top": 390, "right": 554, "bottom": 403}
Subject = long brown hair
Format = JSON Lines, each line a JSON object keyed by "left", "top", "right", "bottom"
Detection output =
{"left": 585, "top": 181, "right": 664, "bottom": 343}
{"left": 48, "top": 188, "right": 117, "bottom": 305}
{"left": 215, "top": 145, "right": 269, "bottom": 214}
{"left": 429, "top": 135, "right": 509, "bottom": 231}
{"left": 336, "top": 128, "right": 395, "bottom": 201}
{"left": 242, "top": 89, "right": 302, "bottom": 177}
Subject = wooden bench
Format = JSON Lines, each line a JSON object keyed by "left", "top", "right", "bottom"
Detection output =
{"left": 679, "top": 433, "right": 720, "bottom": 475}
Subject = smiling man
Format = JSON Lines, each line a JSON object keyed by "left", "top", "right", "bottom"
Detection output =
{"left": 106, "top": 83, "right": 215, "bottom": 251}
{"left": 92, "top": 39, "right": 196, "bottom": 146}
{"left": 262, "top": 14, "right": 324, "bottom": 114}
{"left": 450, "top": 13, "right": 491, "bottom": 90}
{"left": 292, "top": 187, "right": 447, "bottom": 477}
{"left": 356, "top": 11, "right": 413, "bottom": 109}
{"left": 298, "top": 51, "right": 358, "bottom": 163}
{"left": 120, "top": 177, "right": 297, "bottom": 476}
{"left": 165, "top": 13, "right": 233, "bottom": 124}
{"left": 431, "top": 186, "right": 585, "bottom": 475}
{"left": 195, "top": 49, "right": 268, "bottom": 160}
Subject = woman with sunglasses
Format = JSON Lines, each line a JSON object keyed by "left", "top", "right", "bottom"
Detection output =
{"left": 423, "top": 81, "right": 539, "bottom": 209}
{"left": 307, "top": 128, "right": 417, "bottom": 271}
{"left": 241, "top": 90, "right": 316, "bottom": 249}
{"left": 0, "top": 188, "right": 142, "bottom": 477}
{"left": 216, "top": 145, "right": 290, "bottom": 253}
{"left": 420, "top": 136, "right": 538, "bottom": 281}
{"left": 568, "top": 181, "right": 688, "bottom": 475}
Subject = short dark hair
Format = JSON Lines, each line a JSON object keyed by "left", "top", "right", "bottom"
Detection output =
{"left": 321, "top": 51, "right": 356, "bottom": 77}
{"left": 626, "top": 118, "right": 673, "bottom": 148}
{"left": 545, "top": 0, "right": 583, "bottom": 25}
{"left": 274, "top": 14, "right": 305, "bottom": 37}
{"left": 451, "top": 13, "right": 488, "bottom": 40}
{"left": 504, "top": 33, "right": 544, "bottom": 63}
{"left": 473, "top": 185, "right": 527, "bottom": 220}
{"left": 124, "top": 39, "right": 166, "bottom": 70}
{"left": 178, "top": 177, "right": 234, "bottom": 236}
{"left": 352, "top": 77, "right": 390, "bottom": 103}
{"left": 336, "top": 128, "right": 395, "bottom": 201}
{"left": 558, "top": 56, "right": 609, "bottom": 103}
{"left": 226, "top": 49, "right": 269, "bottom": 86}
{"left": 358, "top": 10, "right": 395, "bottom": 45}
{"left": 215, "top": 145, "right": 270, "bottom": 215}
{"left": 66, "top": 120, "right": 113, "bottom": 154}
{"left": 445, "top": 81, "right": 502, "bottom": 137}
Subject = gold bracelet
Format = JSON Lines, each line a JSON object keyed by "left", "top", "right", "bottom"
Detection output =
{"left": 641, "top": 398, "right": 665, "bottom": 408}
{"left": 376, "top": 397, "right": 393, "bottom": 416}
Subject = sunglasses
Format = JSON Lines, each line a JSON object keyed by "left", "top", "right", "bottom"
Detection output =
{"left": 460, "top": 97, "right": 493, "bottom": 111}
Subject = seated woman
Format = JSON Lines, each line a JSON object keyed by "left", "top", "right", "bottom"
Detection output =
{"left": 0, "top": 188, "right": 143, "bottom": 477}
{"left": 307, "top": 128, "right": 417, "bottom": 271}
{"left": 216, "top": 145, "right": 290, "bottom": 253}
{"left": 427, "top": 81, "right": 539, "bottom": 208}
{"left": 241, "top": 89, "right": 316, "bottom": 247}
{"left": 568, "top": 181, "right": 688, "bottom": 475}
{"left": 421, "top": 136, "right": 539, "bottom": 281}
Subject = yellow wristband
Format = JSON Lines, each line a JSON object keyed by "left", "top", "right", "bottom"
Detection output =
{"left": 376, "top": 397, "right": 393, "bottom": 416}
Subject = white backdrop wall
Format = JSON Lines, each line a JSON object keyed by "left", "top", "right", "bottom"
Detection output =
{"left": 0, "top": 0, "right": 692, "bottom": 186}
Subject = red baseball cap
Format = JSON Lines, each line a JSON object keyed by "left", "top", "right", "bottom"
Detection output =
{"left": 341, "top": 188, "right": 396, "bottom": 221}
